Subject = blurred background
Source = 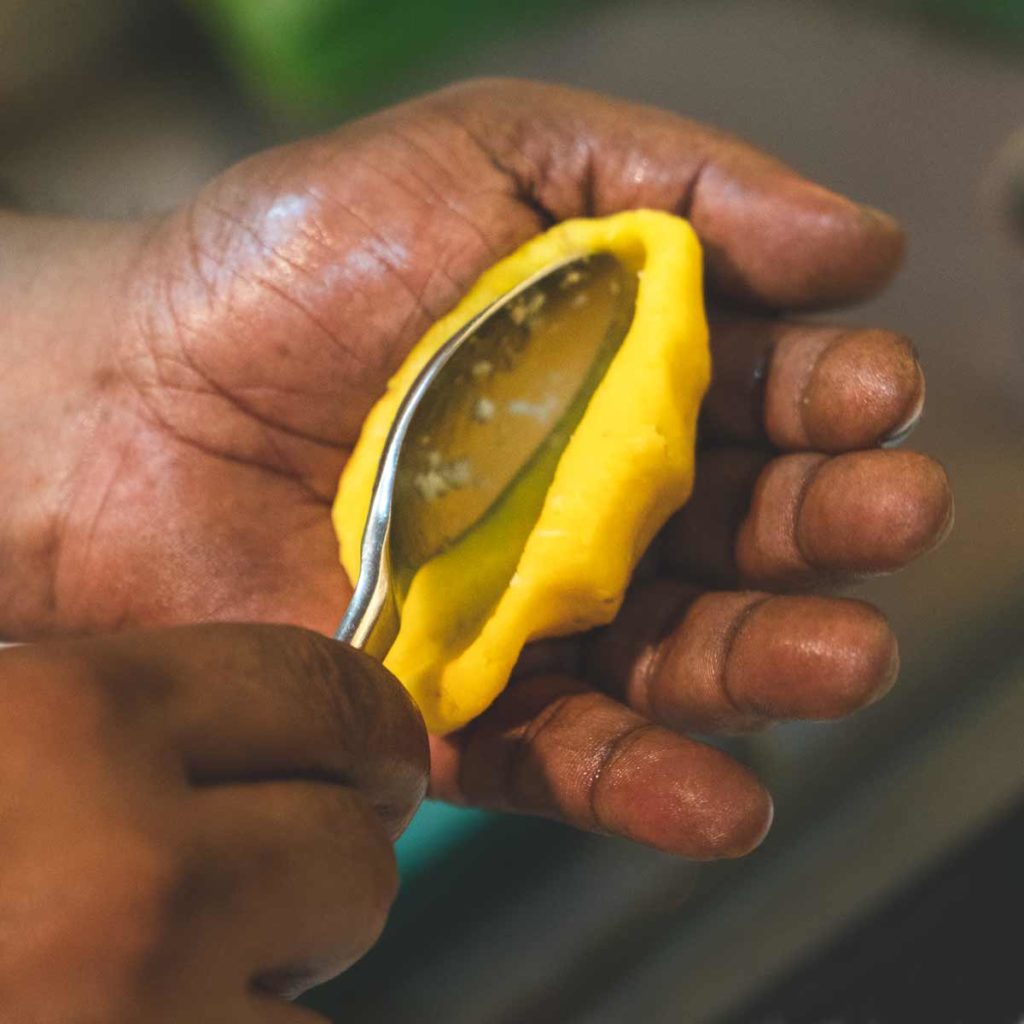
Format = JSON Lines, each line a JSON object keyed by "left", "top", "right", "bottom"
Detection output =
{"left": 3, "top": 1, "right": 1022, "bottom": 1020}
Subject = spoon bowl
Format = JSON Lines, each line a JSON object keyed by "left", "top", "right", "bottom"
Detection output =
{"left": 336, "top": 251, "right": 638, "bottom": 658}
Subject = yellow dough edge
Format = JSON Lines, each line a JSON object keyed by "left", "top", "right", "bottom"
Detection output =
{"left": 333, "top": 210, "right": 709, "bottom": 733}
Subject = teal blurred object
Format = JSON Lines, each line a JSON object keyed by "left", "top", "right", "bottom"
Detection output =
{"left": 194, "top": 0, "right": 585, "bottom": 121}
{"left": 395, "top": 801, "right": 493, "bottom": 879}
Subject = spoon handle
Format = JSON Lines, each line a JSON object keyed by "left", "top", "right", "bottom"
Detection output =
{"left": 335, "top": 523, "right": 399, "bottom": 659}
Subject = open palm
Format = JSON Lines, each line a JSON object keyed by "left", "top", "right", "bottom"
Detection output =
{"left": 4, "top": 81, "right": 951, "bottom": 857}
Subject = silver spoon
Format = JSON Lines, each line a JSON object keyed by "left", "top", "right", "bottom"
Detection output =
{"left": 336, "top": 251, "right": 638, "bottom": 659}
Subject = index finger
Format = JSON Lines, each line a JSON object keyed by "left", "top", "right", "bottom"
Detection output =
{"left": 43, "top": 624, "right": 429, "bottom": 839}
{"left": 436, "top": 79, "right": 904, "bottom": 309}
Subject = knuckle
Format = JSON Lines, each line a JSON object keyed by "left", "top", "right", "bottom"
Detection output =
{"left": 738, "top": 452, "right": 824, "bottom": 582}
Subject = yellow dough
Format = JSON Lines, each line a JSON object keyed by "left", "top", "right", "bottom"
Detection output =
{"left": 333, "top": 211, "right": 709, "bottom": 733}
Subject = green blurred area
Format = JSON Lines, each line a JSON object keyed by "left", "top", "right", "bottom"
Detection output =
{"left": 902, "top": 0, "right": 1024, "bottom": 51}
{"left": 920, "top": 0, "right": 1024, "bottom": 36}
{"left": 193, "top": 0, "right": 587, "bottom": 122}
{"left": 195, "top": 0, "right": 1023, "bottom": 124}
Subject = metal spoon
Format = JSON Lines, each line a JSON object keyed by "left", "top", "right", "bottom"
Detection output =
{"left": 335, "top": 251, "right": 638, "bottom": 658}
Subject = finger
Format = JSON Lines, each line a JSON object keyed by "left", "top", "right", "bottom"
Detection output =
{"left": 663, "top": 447, "right": 770, "bottom": 588}
{"left": 191, "top": 781, "right": 397, "bottom": 996}
{"left": 701, "top": 321, "right": 926, "bottom": 451}
{"left": 58, "top": 625, "right": 428, "bottom": 838}
{"left": 588, "top": 581, "right": 898, "bottom": 734}
{"left": 734, "top": 450, "right": 954, "bottom": 588}
{"left": 434, "top": 79, "right": 904, "bottom": 308}
{"left": 431, "top": 676, "right": 772, "bottom": 860}
{"left": 664, "top": 448, "right": 953, "bottom": 588}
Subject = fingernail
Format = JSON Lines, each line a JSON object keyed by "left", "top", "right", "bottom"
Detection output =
{"left": 859, "top": 203, "right": 902, "bottom": 233}
{"left": 881, "top": 357, "right": 926, "bottom": 448}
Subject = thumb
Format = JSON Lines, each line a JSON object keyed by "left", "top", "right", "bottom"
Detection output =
{"left": 431, "top": 78, "right": 904, "bottom": 309}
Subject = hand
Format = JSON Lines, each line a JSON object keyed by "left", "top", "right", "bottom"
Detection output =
{"left": 0, "top": 625, "right": 427, "bottom": 1020}
{"left": 0, "top": 79, "right": 952, "bottom": 857}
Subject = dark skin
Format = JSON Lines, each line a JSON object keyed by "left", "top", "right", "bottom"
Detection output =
{"left": 0, "top": 80, "right": 952, "bottom": 1005}
{"left": 0, "top": 625, "right": 428, "bottom": 1022}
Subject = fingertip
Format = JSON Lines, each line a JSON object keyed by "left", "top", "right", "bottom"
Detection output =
{"left": 724, "top": 596, "right": 899, "bottom": 723}
{"left": 704, "top": 322, "right": 926, "bottom": 453}
{"left": 857, "top": 203, "right": 906, "bottom": 274}
{"left": 699, "top": 163, "right": 905, "bottom": 309}
{"left": 597, "top": 729, "right": 773, "bottom": 860}
{"left": 681, "top": 754, "right": 774, "bottom": 860}
{"left": 799, "top": 450, "right": 954, "bottom": 572}
{"left": 802, "top": 330, "right": 925, "bottom": 452}
{"left": 841, "top": 602, "right": 901, "bottom": 714}
{"left": 794, "top": 599, "right": 900, "bottom": 718}
{"left": 739, "top": 781, "right": 776, "bottom": 857}
{"left": 775, "top": 188, "right": 905, "bottom": 309}
{"left": 289, "top": 630, "right": 430, "bottom": 837}
{"left": 821, "top": 599, "right": 900, "bottom": 716}
{"left": 916, "top": 455, "right": 956, "bottom": 554}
